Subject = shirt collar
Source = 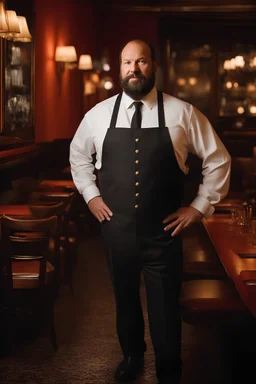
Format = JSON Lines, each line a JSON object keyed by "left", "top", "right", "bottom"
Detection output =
{"left": 122, "top": 87, "right": 157, "bottom": 111}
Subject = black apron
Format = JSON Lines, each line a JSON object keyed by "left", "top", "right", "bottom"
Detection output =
{"left": 98, "top": 91, "right": 184, "bottom": 380}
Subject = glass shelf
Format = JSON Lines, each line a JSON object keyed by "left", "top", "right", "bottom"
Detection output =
{"left": 168, "top": 43, "right": 213, "bottom": 118}
{"left": 4, "top": 40, "right": 33, "bottom": 139}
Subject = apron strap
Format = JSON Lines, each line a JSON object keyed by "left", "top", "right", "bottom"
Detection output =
{"left": 109, "top": 93, "right": 122, "bottom": 128}
{"left": 157, "top": 91, "right": 165, "bottom": 128}
{"left": 110, "top": 91, "right": 165, "bottom": 128}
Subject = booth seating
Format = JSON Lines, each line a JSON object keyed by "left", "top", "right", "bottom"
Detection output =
{"left": 182, "top": 222, "right": 227, "bottom": 281}
{"left": 180, "top": 279, "right": 252, "bottom": 325}
{"left": 0, "top": 215, "right": 58, "bottom": 351}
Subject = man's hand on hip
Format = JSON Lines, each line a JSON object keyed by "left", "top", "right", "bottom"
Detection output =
{"left": 88, "top": 196, "right": 113, "bottom": 223}
{"left": 163, "top": 206, "right": 203, "bottom": 237}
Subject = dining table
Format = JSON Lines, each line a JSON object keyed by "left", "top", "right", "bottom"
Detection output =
{"left": 203, "top": 203, "right": 256, "bottom": 318}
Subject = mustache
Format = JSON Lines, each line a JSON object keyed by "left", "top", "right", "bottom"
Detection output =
{"left": 125, "top": 72, "right": 146, "bottom": 81}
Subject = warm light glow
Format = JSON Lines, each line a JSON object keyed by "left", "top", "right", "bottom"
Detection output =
{"left": 84, "top": 80, "right": 96, "bottom": 95}
{"left": 188, "top": 77, "right": 197, "bottom": 86}
{"left": 237, "top": 106, "right": 244, "bottom": 114}
{"left": 78, "top": 54, "right": 93, "bottom": 70}
{"left": 247, "top": 83, "right": 256, "bottom": 92}
{"left": 13, "top": 16, "right": 32, "bottom": 42}
{"left": 233, "top": 82, "right": 239, "bottom": 88}
{"left": 103, "top": 63, "right": 110, "bottom": 71}
{"left": 0, "top": 10, "right": 20, "bottom": 39}
{"left": 226, "top": 81, "right": 232, "bottom": 89}
{"left": 177, "top": 78, "right": 186, "bottom": 86}
{"left": 235, "top": 55, "right": 245, "bottom": 68}
{"left": 90, "top": 72, "right": 100, "bottom": 84}
{"left": 249, "top": 57, "right": 256, "bottom": 67}
{"left": 55, "top": 46, "right": 77, "bottom": 62}
{"left": 249, "top": 105, "right": 256, "bottom": 114}
{"left": 104, "top": 81, "right": 113, "bottom": 90}
{"left": 223, "top": 59, "right": 236, "bottom": 70}
{"left": 0, "top": 1, "right": 8, "bottom": 32}
{"left": 100, "top": 76, "right": 114, "bottom": 90}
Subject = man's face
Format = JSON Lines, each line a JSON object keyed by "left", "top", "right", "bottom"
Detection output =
{"left": 120, "top": 41, "right": 157, "bottom": 100}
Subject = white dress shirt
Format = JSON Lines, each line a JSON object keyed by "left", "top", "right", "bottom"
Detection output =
{"left": 70, "top": 87, "right": 231, "bottom": 218}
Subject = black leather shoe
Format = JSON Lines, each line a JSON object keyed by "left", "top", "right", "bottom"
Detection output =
{"left": 115, "top": 355, "right": 144, "bottom": 382}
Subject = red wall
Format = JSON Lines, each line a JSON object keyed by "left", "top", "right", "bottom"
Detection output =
{"left": 101, "top": 11, "right": 160, "bottom": 96}
{"left": 34, "top": 0, "right": 98, "bottom": 142}
{"left": 34, "top": 2, "right": 159, "bottom": 142}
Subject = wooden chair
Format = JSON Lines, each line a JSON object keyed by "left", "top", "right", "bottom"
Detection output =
{"left": 28, "top": 201, "right": 67, "bottom": 289}
{"left": 0, "top": 215, "right": 58, "bottom": 352}
{"left": 28, "top": 198, "right": 77, "bottom": 293}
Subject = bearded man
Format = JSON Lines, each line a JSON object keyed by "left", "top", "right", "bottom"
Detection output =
{"left": 69, "top": 39, "right": 231, "bottom": 384}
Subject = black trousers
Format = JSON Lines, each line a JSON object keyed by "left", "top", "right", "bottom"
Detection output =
{"left": 102, "top": 223, "right": 183, "bottom": 380}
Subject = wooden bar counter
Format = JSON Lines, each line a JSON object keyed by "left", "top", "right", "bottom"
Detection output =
{"left": 203, "top": 213, "right": 256, "bottom": 317}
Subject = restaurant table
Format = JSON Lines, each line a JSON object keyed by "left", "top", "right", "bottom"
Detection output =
{"left": 203, "top": 213, "right": 256, "bottom": 318}
{"left": 0, "top": 205, "right": 31, "bottom": 216}
{"left": 38, "top": 180, "right": 76, "bottom": 191}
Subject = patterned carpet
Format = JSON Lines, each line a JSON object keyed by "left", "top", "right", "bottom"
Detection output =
{"left": 0, "top": 234, "right": 254, "bottom": 384}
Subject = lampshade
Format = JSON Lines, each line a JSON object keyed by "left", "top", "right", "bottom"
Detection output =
{"left": 0, "top": 10, "right": 20, "bottom": 39}
{"left": 13, "top": 16, "right": 32, "bottom": 42}
{"left": 0, "top": 1, "right": 8, "bottom": 32}
{"left": 55, "top": 46, "right": 77, "bottom": 63}
{"left": 78, "top": 54, "right": 93, "bottom": 70}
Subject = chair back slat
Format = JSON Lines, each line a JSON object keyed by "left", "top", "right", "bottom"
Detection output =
{"left": 1, "top": 215, "right": 57, "bottom": 291}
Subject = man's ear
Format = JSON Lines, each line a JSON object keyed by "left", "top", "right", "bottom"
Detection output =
{"left": 153, "top": 61, "right": 158, "bottom": 72}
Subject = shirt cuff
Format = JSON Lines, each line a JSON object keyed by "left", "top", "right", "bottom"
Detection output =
{"left": 82, "top": 185, "right": 101, "bottom": 204}
{"left": 190, "top": 196, "right": 215, "bottom": 219}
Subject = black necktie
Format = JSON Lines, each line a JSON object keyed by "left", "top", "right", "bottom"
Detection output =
{"left": 131, "top": 101, "right": 143, "bottom": 130}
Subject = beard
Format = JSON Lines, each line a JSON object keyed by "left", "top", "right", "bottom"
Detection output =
{"left": 120, "top": 70, "right": 155, "bottom": 100}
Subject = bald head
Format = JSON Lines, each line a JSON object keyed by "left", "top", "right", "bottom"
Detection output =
{"left": 120, "top": 39, "right": 156, "bottom": 64}
{"left": 119, "top": 39, "right": 157, "bottom": 100}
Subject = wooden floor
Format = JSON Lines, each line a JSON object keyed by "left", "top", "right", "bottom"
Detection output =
{"left": 0, "top": 230, "right": 255, "bottom": 384}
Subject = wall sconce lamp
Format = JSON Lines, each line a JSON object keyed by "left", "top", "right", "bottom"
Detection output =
{"left": 78, "top": 53, "right": 114, "bottom": 95}
{"left": 78, "top": 54, "right": 93, "bottom": 71}
{"left": 78, "top": 54, "right": 98, "bottom": 95}
{"left": 55, "top": 45, "right": 78, "bottom": 74}
{"left": 0, "top": 1, "right": 32, "bottom": 42}
{"left": 14, "top": 16, "right": 32, "bottom": 42}
{"left": 0, "top": 10, "right": 20, "bottom": 39}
